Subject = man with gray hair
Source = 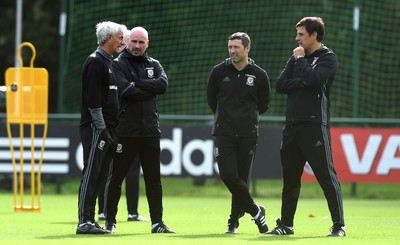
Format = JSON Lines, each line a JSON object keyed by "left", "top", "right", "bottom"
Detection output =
{"left": 76, "top": 21, "right": 125, "bottom": 235}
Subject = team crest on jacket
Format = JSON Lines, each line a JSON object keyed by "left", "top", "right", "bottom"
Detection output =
{"left": 98, "top": 140, "right": 105, "bottom": 150}
{"left": 245, "top": 74, "right": 255, "bottom": 86}
{"left": 116, "top": 143, "right": 123, "bottom": 153}
{"left": 146, "top": 68, "right": 154, "bottom": 78}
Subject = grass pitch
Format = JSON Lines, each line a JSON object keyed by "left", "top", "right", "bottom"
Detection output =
{"left": 0, "top": 193, "right": 399, "bottom": 245}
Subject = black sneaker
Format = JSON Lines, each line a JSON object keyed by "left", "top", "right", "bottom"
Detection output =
{"left": 94, "top": 222, "right": 102, "bottom": 229}
{"left": 98, "top": 213, "right": 106, "bottom": 221}
{"left": 327, "top": 224, "right": 346, "bottom": 237}
{"left": 76, "top": 222, "right": 108, "bottom": 234}
{"left": 151, "top": 222, "right": 176, "bottom": 233}
{"left": 266, "top": 219, "right": 294, "bottom": 235}
{"left": 105, "top": 222, "right": 116, "bottom": 234}
{"left": 253, "top": 205, "right": 268, "bottom": 233}
{"left": 225, "top": 219, "right": 239, "bottom": 234}
{"left": 127, "top": 214, "right": 149, "bottom": 222}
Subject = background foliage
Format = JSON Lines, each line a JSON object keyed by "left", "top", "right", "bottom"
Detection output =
{"left": 1, "top": 0, "right": 60, "bottom": 112}
{"left": 1, "top": 1, "right": 400, "bottom": 120}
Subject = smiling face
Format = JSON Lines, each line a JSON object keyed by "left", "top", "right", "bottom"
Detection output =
{"left": 228, "top": 39, "right": 250, "bottom": 64}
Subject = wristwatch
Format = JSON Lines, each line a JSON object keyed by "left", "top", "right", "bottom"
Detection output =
{"left": 297, "top": 55, "right": 304, "bottom": 59}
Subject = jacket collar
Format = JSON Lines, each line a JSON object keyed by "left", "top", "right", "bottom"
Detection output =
{"left": 120, "top": 48, "right": 149, "bottom": 62}
{"left": 224, "top": 57, "right": 255, "bottom": 69}
{"left": 96, "top": 47, "right": 113, "bottom": 60}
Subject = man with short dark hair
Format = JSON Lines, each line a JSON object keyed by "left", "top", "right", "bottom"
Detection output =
{"left": 207, "top": 32, "right": 271, "bottom": 234}
{"left": 267, "top": 16, "right": 346, "bottom": 237}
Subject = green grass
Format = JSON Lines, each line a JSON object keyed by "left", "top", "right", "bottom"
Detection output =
{"left": 1, "top": 178, "right": 399, "bottom": 244}
{"left": 45, "top": 177, "right": 400, "bottom": 199}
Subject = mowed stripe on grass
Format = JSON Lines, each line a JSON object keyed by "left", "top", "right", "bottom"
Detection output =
{"left": 0, "top": 194, "right": 399, "bottom": 245}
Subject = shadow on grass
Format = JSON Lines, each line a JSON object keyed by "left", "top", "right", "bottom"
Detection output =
{"left": 50, "top": 220, "right": 152, "bottom": 225}
{"left": 37, "top": 233, "right": 136, "bottom": 239}
{"left": 51, "top": 221, "right": 77, "bottom": 225}
{"left": 172, "top": 233, "right": 325, "bottom": 241}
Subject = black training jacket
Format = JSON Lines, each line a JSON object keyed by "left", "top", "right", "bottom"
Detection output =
{"left": 275, "top": 45, "right": 337, "bottom": 126}
{"left": 113, "top": 49, "right": 168, "bottom": 137}
{"left": 207, "top": 58, "right": 271, "bottom": 137}
{"left": 80, "top": 48, "right": 119, "bottom": 128}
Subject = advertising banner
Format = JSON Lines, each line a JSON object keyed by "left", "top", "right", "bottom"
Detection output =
{"left": 1, "top": 123, "right": 399, "bottom": 183}
{"left": 302, "top": 128, "right": 400, "bottom": 183}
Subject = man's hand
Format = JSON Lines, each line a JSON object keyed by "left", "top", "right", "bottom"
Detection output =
{"left": 293, "top": 46, "right": 305, "bottom": 60}
{"left": 99, "top": 127, "right": 114, "bottom": 145}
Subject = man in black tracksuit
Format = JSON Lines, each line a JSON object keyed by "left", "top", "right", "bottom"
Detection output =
{"left": 77, "top": 21, "right": 125, "bottom": 235}
{"left": 207, "top": 32, "right": 271, "bottom": 234}
{"left": 266, "top": 17, "right": 346, "bottom": 237}
{"left": 97, "top": 29, "right": 148, "bottom": 223}
{"left": 104, "top": 26, "right": 175, "bottom": 234}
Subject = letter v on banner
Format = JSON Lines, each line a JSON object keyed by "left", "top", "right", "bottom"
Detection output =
{"left": 302, "top": 127, "right": 400, "bottom": 183}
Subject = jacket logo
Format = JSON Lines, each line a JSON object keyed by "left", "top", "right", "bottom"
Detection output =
{"left": 116, "top": 143, "right": 123, "bottom": 153}
{"left": 222, "top": 76, "right": 230, "bottom": 82}
{"left": 146, "top": 68, "right": 154, "bottom": 78}
{"left": 98, "top": 140, "right": 106, "bottom": 150}
{"left": 315, "top": 140, "right": 323, "bottom": 147}
{"left": 245, "top": 75, "right": 255, "bottom": 86}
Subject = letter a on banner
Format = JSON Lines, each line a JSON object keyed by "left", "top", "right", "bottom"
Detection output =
{"left": 5, "top": 42, "right": 48, "bottom": 212}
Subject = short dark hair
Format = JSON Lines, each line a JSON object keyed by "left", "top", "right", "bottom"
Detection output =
{"left": 228, "top": 32, "right": 251, "bottom": 47}
{"left": 296, "top": 17, "right": 325, "bottom": 42}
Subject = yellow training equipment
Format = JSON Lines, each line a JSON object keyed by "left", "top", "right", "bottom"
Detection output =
{"left": 5, "top": 42, "right": 48, "bottom": 212}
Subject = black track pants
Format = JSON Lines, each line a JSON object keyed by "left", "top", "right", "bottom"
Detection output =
{"left": 214, "top": 135, "right": 259, "bottom": 218}
{"left": 105, "top": 137, "right": 163, "bottom": 224}
{"left": 97, "top": 156, "right": 140, "bottom": 215}
{"left": 280, "top": 124, "right": 345, "bottom": 227}
{"left": 78, "top": 124, "right": 117, "bottom": 224}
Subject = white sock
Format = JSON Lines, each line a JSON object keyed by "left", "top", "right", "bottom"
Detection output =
{"left": 152, "top": 223, "right": 159, "bottom": 229}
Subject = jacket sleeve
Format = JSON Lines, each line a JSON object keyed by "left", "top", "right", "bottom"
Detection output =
{"left": 297, "top": 52, "right": 338, "bottom": 87}
{"left": 276, "top": 52, "right": 338, "bottom": 93}
{"left": 119, "top": 79, "right": 154, "bottom": 101}
{"left": 275, "top": 56, "right": 307, "bottom": 94}
{"left": 257, "top": 70, "right": 271, "bottom": 114}
{"left": 84, "top": 58, "right": 104, "bottom": 109}
{"left": 206, "top": 68, "right": 218, "bottom": 114}
{"left": 133, "top": 61, "right": 168, "bottom": 95}
{"left": 113, "top": 60, "right": 154, "bottom": 101}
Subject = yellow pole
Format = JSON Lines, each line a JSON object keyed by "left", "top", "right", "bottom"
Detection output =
{"left": 19, "top": 124, "right": 24, "bottom": 209}
{"left": 7, "top": 123, "right": 18, "bottom": 209}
